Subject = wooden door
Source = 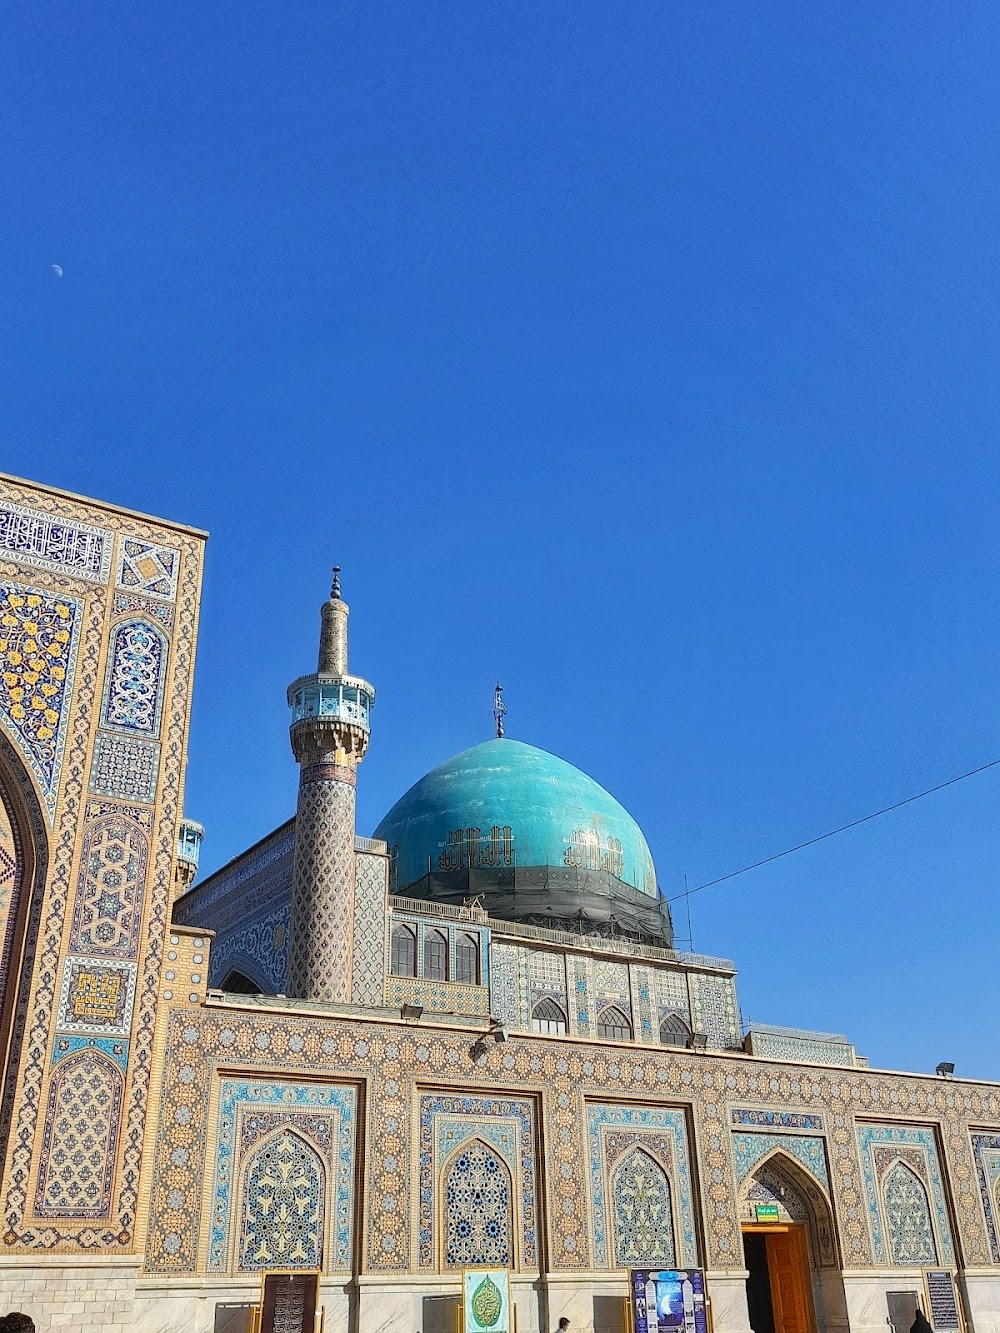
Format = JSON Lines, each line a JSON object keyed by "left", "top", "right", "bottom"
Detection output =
{"left": 765, "top": 1228, "right": 815, "bottom": 1333}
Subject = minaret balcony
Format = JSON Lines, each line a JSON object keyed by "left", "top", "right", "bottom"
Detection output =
{"left": 287, "top": 675, "right": 375, "bottom": 732}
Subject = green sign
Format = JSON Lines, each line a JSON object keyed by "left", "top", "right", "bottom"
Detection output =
{"left": 463, "top": 1268, "right": 511, "bottom": 1333}
{"left": 755, "top": 1204, "right": 780, "bottom": 1222}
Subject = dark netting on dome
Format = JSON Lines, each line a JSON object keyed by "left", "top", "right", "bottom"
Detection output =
{"left": 392, "top": 863, "right": 674, "bottom": 946}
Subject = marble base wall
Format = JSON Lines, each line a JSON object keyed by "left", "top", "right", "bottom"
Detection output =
{"left": 0, "top": 1256, "right": 139, "bottom": 1331}
{"left": 960, "top": 1272, "right": 1000, "bottom": 1333}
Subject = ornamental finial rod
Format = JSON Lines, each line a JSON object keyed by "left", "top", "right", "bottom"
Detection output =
{"left": 494, "top": 682, "right": 506, "bottom": 739}
{"left": 331, "top": 565, "right": 342, "bottom": 600}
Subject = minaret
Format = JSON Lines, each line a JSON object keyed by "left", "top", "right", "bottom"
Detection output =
{"left": 285, "top": 568, "right": 375, "bottom": 1002}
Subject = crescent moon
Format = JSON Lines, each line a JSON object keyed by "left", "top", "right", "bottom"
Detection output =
{"left": 50, "top": 264, "right": 64, "bottom": 278}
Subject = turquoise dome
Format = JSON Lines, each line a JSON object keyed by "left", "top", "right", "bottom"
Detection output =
{"left": 373, "top": 738, "right": 657, "bottom": 895}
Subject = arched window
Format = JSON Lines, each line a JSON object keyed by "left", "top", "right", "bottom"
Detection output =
{"left": 531, "top": 997, "right": 567, "bottom": 1035}
{"left": 443, "top": 1138, "right": 514, "bottom": 1268}
{"left": 883, "top": 1160, "right": 936, "bottom": 1265}
{"left": 455, "top": 932, "right": 480, "bottom": 985}
{"left": 390, "top": 923, "right": 417, "bottom": 976}
{"left": 659, "top": 1013, "right": 690, "bottom": 1047}
{"left": 240, "top": 1129, "right": 324, "bottom": 1270}
{"left": 598, "top": 1005, "right": 633, "bottom": 1041}
{"left": 423, "top": 928, "right": 449, "bottom": 981}
{"left": 220, "top": 968, "right": 263, "bottom": 996}
{"left": 611, "top": 1148, "right": 675, "bottom": 1269}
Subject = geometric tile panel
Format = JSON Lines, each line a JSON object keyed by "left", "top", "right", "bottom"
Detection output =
{"left": 856, "top": 1122, "right": 955, "bottom": 1266}
{"left": 488, "top": 943, "right": 521, "bottom": 1028}
{"left": 89, "top": 731, "right": 160, "bottom": 803}
{"left": 208, "top": 1078, "right": 357, "bottom": 1274}
{"left": 286, "top": 776, "right": 356, "bottom": 1003}
{"left": 115, "top": 537, "right": 179, "bottom": 602}
{"left": 0, "top": 581, "right": 81, "bottom": 818}
{"left": 417, "top": 1092, "right": 538, "bottom": 1271}
{"left": 34, "top": 1049, "right": 124, "bottom": 1217}
{"left": 572, "top": 955, "right": 593, "bottom": 1036}
{"left": 594, "top": 959, "right": 630, "bottom": 1011}
{"left": 385, "top": 974, "right": 491, "bottom": 1017}
{"left": 69, "top": 815, "right": 148, "bottom": 957}
{"left": 688, "top": 971, "right": 740, "bottom": 1049}
{"left": 352, "top": 851, "right": 387, "bottom": 1007}
{"left": 57, "top": 956, "right": 138, "bottom": 1036}
{"left": 240, "top": 1129, "right": 324, "bottom": 1270}
{"left": 654, "top": 968, "right": 691, "bottom": 1023}
{"left": 100, "top": 619, "right": 168, "bottom": 737}
{"left": 443, "top": 1137, "right": 513, "bottom": 1268}
{"left": 587, "top": 1102, "right": 698, "bottom": 1270}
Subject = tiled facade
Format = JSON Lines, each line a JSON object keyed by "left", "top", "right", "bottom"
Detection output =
{"left": 0, "top": 473, "right": 205, "bottom": 1269}
{"left": 5, "top": 470, "right": 1000, "bottom": 1333}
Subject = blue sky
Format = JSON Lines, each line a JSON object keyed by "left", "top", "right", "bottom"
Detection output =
{"left": 3, "top": 2, "right": 999, "bottom": 1076}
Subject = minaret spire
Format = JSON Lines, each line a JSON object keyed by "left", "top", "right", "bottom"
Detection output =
{"left": 318, "top": 564, "right": 349, "bottom": 675}
{"left": 285, "top": 570, "right": 376, "bottom": 1003}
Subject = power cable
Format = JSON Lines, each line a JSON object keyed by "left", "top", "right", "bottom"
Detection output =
{"left": 667, "top": 756, "right": 1000, "bottom": 904}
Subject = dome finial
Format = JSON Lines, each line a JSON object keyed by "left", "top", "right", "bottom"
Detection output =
{"left": 493, "top": 682, "right": 507, "bottom": 739}
{"left": 331, "top": 565, "right": 342, "bottom": 600}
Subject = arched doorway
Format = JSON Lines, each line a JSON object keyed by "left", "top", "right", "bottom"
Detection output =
{"left": 740, "top": 1151, "right": 846, "bottom": 1333}
{"left": 0, "top": 740, "right": 49, "bottom": 1176}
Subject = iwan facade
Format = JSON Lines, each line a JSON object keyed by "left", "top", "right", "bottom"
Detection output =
{"left": 1, "top": 471, "right": 1000, "bottom": 1333}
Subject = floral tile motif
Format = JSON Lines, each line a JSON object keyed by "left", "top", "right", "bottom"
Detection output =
{"left": 732, "top": 1131, "right": 830, "bottom": 1192}
{"left": 51, "top": 1034, "right": 128, "bottom": 1072}
{"left": 100, "top": 619, "right": 168, "bottom": 737}
{"left": 115, "top": 538, "right": 179, "bottom": 601}
{"left": 0, "top": 582, "right": 81, "bottom": 818}
{"left": 587, "top": 1102, "right": 698, "bottom": 1270}
{"left": 207, "top": 1078, "right": 357, "bottom": 1273}
{"left": 856, "top": 1122, "right": 955, "bottom": 1266}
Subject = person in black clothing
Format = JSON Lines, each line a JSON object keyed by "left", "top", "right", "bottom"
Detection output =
{"left": 910, "top": 1309, "right": 933, "bottom": 1333}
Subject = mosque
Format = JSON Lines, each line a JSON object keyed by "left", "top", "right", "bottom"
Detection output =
{"left": 1, "top": 470, "right": 1000, "bottom": 1333}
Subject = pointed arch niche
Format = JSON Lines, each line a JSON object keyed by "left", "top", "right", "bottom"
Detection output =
{"left": 441, "top": 1135, "right": 515, "bottom": 1270}
{"left": 0, "top": 737, "right": 49, "bottom": 1178}
{"left": 881, "top": 1158, "right": 937, "bottom": 1267}
{"left": 611, "top": 1145, "right": 676, "bottom": 1269}
{"left": 740, "top": 1149, "right": 839, "bottom": 1270}
{"left": 237, "top": 1127, "right": 326, "bottom": 1272}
